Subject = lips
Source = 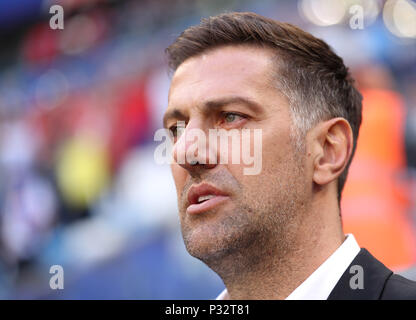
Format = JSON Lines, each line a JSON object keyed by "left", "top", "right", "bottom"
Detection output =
{"left": 186, "top": 183, "right": 229, "bottom": 215}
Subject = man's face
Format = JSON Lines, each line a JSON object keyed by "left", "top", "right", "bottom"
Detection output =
{"left": 165, "top": 45, "right": 310, "bottom": 265}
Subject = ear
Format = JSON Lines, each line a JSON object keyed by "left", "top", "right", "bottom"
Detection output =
{"left": 310, "top": 118, "right": 353, "bottom": 186}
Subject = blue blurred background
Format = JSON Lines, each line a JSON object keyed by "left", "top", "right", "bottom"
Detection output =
{"left": 0, "top": 0, "right": 415, "bottom": 299}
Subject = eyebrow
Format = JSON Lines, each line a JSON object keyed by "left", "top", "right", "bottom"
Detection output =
{"left": 163, "top": 96, "right": 263, "bottom": 128}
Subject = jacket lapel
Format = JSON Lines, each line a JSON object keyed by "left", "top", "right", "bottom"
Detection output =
{"left": 328, "top": 248, "right": 393, "bottom": 300}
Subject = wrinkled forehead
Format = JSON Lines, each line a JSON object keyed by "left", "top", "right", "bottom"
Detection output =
{"left": 167, "top": 45, "right": 277, "bottom": 106}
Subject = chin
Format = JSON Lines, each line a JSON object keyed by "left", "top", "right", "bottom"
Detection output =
{"left": 182, "top": 230, "right": 225, "bottom": 260}
{"left": 182, "top": 222, "right": 222, "bottom": 248}
{"left": 182, "top": 223, "right": 255, "bottom": 264}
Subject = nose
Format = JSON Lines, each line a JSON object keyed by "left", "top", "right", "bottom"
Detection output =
{"left": 172, "top": 119, "right": 217, "bottom": 172}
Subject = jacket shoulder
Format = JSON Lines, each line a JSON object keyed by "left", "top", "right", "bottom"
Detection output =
{"left": 381, "top": 274, "right": 416, "bottom": 300}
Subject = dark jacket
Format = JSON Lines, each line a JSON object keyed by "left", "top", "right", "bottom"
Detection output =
{"left": 328, "top": 248, "right": 416, "bottom": 299}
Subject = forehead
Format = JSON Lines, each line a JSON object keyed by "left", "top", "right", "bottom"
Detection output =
{"left": 168, "top": 45, "right": 276, "bottom": 106}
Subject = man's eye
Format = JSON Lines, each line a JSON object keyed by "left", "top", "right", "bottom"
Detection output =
{"left": 223, "top": 112, "right": 245, "bottom": 123}
{"left": 169, "top": 126, "right": 178, "bottom": 137}
{"left": 224, "top": 112, "right": 242, "bottom": 122}
{"left": 168, "top": 121, "right": 186, "bottom": 140}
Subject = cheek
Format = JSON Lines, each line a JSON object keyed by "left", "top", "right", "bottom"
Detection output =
{"left": 171, "top": 164, "right": 187, "bottom": 194}
{"left": 262, "top": 125, "right": 293, "bottom": 160}
{"left": 246, "top": 129, "right": 296, "bottom": 186}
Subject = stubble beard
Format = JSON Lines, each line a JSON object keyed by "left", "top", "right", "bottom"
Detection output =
{"left": 179, "top": 139, "right": 308, "bottom": 280}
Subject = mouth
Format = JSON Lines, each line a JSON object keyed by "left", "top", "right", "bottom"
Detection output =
{"left": 186, "top": 183, "right": 230, "bottom": 215}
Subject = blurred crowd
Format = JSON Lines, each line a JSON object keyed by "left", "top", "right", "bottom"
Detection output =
{"left": 0, "top": 0, "right": 415, "bottom": 299}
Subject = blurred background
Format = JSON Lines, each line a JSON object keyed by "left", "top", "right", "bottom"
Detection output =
{"left": 0, "top": 0, "right": 415, "bottom": 299}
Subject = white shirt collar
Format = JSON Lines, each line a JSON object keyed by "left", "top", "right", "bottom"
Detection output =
{"left": 216, "top": 234, "right": 360, "bottom": 300}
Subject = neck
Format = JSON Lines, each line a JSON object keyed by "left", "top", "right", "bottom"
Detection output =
{"left": 214, "top": 191, "right": 344, "bottom": 300}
